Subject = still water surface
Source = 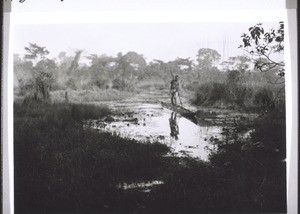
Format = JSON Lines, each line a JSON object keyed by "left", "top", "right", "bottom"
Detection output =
{"left": 91, "top": 97, "right": 223, "bottom": 161}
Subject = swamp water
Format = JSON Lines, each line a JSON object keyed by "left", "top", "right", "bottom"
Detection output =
{"left": 85, "top": 91, "right": 226, "bottom": 191}
{"left": 88, "top": 92, "right": 223, "bottom": 161}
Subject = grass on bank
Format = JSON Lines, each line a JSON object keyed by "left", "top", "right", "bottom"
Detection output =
{"left": 192, "top": 81, "right": 285, "bottom": 113}
{"left": 14, "top": 88, "right": 133, "bottom": 104}
{"left": 14, "top": 101, "right": 286, "bottom": 213}
{"left": 14, "top": 101, "right": 170, "bottom": 213}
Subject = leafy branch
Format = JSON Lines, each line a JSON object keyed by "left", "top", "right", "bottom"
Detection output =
{"left": 239, "top": 22, "right": 285, "bottom": 79}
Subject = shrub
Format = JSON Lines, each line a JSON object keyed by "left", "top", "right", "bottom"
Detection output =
{"left": 253, "top": 88, "right": 274, "bottom": 111}
{"left": 93, "top": 78, "right": 110, "bottom": 89}
{"left": 186, "top": 80, "right": 200, "bottom": 91}
{"left": 192, "top": 79, "right": 281, "bottom": 112}
{"left": 251, "top": 111, "right": 286, "bottom": 160}
{"left": 66, "top": 78, "right": 77, "bottom": 90}
{"left": 112, "top": 78, "right": 127, "bottom": 90}
{"left": 226, "top": 70, "right": 241, "bottom": 84}
{"left": 193, "top": 82, "right": 228, "bottom": 106}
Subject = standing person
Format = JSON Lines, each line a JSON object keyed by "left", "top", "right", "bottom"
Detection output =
{"left": 170, "top": 75, "right": 180, "bottom": 106}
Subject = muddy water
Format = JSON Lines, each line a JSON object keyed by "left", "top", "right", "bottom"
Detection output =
{"left": 90, "top": 91, "right": 223, "bottom": 161}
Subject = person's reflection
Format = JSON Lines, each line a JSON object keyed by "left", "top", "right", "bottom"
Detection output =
{"left": 169, "top": 112, "right": 179, "bottom": 140}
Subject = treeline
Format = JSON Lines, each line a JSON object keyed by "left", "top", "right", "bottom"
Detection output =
{"left": 14, "top": 43, "right": 284, "bottom": 111}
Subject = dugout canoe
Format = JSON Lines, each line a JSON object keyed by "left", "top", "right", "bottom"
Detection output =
{"left": 161, "top": 101, "right": 198, "bottom": 124}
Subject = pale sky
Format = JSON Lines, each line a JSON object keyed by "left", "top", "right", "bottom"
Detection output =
{"left": 13, "top": 22, "right": 283, "bottom": 63}
{"left": 11, "top": 0, "right": 286, "bottom": 63}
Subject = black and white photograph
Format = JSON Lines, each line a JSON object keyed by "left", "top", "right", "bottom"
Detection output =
{"left": 3, "top": 0, "right": 298, "bottom": 213}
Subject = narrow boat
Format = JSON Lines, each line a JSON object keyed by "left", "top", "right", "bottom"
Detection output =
{"left": 161, "top": 101, "right": 198, "bottom": 124}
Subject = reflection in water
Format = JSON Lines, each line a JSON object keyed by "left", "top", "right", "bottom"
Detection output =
{"left": 89, "top": 101, "right": 223, "bottom": 161}
{"left": 117, "top": 180, "right": 164, "bottom": 192}
{"left": 169, "top": 112, "right": 179, "bottom": 140}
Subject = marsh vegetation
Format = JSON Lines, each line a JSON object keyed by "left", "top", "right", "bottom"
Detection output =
{"left": 14, "top": 22, "right": 286, "bottom": 213}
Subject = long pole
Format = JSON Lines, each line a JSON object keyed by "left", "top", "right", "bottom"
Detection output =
{"left": 178, "top": 91, "right": 183, "bottom": 106}
{"left": 168, "top": 66, "right": 174, "bottom": 79}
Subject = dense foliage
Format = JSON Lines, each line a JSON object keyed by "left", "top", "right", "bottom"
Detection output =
{"left": 15, "top": 41, "right": 284, "bottom": 111}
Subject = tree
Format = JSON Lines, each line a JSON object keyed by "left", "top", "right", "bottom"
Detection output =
{"left": 114, "top": 51, "right": 147, "bottom": 90}
{"left": 173, "top": 57, "right": 194, "bottom": 71}
{"left": 24, "top": 43, "right": 49, "bottom": 65}
{"left": 57, "top": 52, "right": 74, "bottom": 71}
{"left": 220, "top": 56, "right": 252, "bottom": 72}
{"left": 239, "top": 22, "right": 285, "bottom": 109}
{"left": 196, "top": 48, "right": 221, "bottom": 70}
{"left": 69, "top": 50, "right": 83, "bottom": 73}
{"left": 153, "top": 59, "right": 168, "bottom": 71}
{"left": 152, "top": 59, "right": 179, "bottom": 80}
{"left": 14, "top": 54, "right": 34, "bottom": 93}
{"left": 122, "top": 51, "right": 147, "bottom": 69}
{"left": 33, "top": 59, "right": 57, "bottom": 101}
{"left": 239, "top": 22, "right": 284, "bottom": 80}
{"left": 85, "top": 54, "right": 116, "bottom": 89}
{"left": 86, "top": 54, "right": 114, "bottom": 69}
{"left": 23, "top": 43, "right": 55, "bottom": 102}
